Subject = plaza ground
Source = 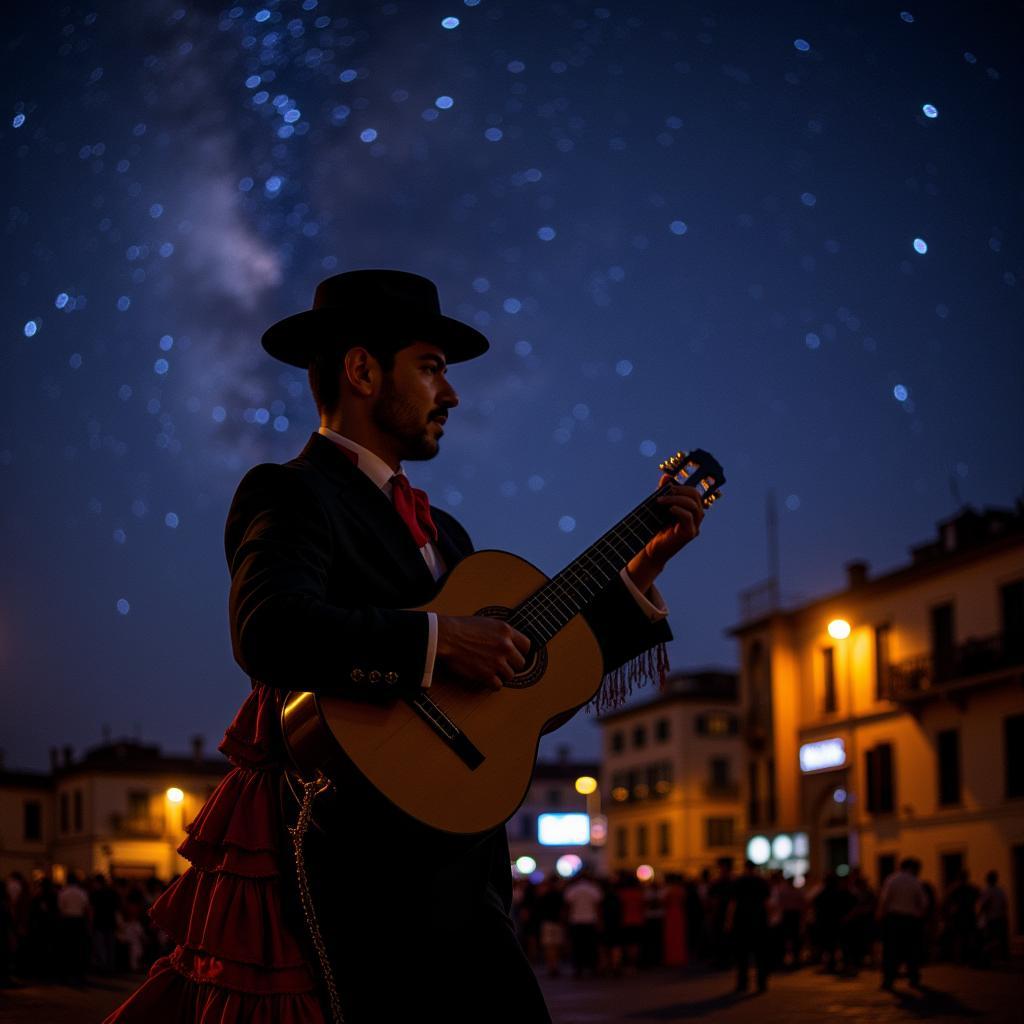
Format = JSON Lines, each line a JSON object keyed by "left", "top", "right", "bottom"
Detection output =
{"left": 0, "top": 961, "right": 1021, "bottom": 1022}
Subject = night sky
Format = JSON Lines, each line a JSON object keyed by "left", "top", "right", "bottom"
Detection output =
{"left": 3, "top": 2, "right": 1021, "bottom": 771}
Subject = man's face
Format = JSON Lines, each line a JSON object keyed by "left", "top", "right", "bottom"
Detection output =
{"left": 371, "top": 341, "right": 459, "bottom": 461}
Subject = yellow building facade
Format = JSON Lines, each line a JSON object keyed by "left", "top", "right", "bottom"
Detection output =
{"left": 0, "top": 740, "right": 228, "bottom": 880}
{"left": 600, "top": 670, "right": 745, "bottom": 877}
{"left": 733, "top": 505, "right": 1024, "bottom": 937}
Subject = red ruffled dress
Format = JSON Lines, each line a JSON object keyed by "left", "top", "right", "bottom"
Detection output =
{"left": 103, "top": 685, "right": 326, "bottom": 1023}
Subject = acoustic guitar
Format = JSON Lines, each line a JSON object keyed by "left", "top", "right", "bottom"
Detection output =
{"left": 281, "top": 448, "right": 725, "bottom": 835}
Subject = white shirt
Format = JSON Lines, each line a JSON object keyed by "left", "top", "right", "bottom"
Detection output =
{"left": 564, "top": 879, "right": 604, "bottom": 924}
{"left": 878, "top": 871, "right": 928, "bottom": 918}
{"left": 58, "top": 883, "right": 90, "bottom": 918}
{"left": 317, "top": 427, "right": 669, "bottom": 689}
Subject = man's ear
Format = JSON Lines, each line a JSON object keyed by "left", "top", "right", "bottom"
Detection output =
{"left": 342, "top": 347, "right": 380, "bottom": 396}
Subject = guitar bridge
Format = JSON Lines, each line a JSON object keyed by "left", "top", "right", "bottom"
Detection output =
{"left": 404, "top": 691, "right": 485, "bottom": 770}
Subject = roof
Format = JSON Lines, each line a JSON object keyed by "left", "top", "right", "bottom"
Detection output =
{"left": 597, "top": 668, "right": 739, "bottom": 723}
{"left": 55, "top": 741, "right": 229, "bottom": 778}
{"left": 728, "top": 503, "right": 1024, "bottom": 636}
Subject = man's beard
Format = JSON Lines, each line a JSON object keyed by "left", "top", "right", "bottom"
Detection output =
{"left": 371, "top": 374, "right": 441, "bottom": 461}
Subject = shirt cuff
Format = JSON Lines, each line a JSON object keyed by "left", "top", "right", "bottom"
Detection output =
{"left": 421, "top": 612, "right": 438, "bottom": 688}
{"left": 619, "top": 566, "right": 669, "bottom": 621}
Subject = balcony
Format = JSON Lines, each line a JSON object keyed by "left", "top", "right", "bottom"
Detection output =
{"left": 884, "top": 632, "right": 1023, "bottom": 703}
{"left": 108, "top": 814, "right": 166, "bottom": 838}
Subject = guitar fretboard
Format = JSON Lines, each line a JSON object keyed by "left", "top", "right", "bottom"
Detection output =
{"left": 508, "top": 483, "right": 675, "bottom": 644}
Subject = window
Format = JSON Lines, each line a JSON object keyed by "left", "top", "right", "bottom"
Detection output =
{"left": 547, "top": 788, "right": 562, "bottom": 807}
{"left": 59, "top": 792, "right": 69, "bottom": 834}
{"left": 705, "top": 817, "right": 735, "bottom": 848}
{"left": 630, "top": 769, "right": 648, "bottom": 800}
{"left": 1007, "top": 714, "right": 1024, "bottom": 798}
{"left": 1002, "top": 580, "right": 1024, "bottom": 659}
{"left": 636, "top": 824, "right": 648, "bottom": 857}
{"left": 865, "top": 742, "right": 895, "bottom": 814}
{"left": 658, "top": 821, "right": 671, "bottom": 856}
{"left": 766, "top": 757, "right": 777, "bottom": 824}
{"left": 931, "top": 602, "right": 955, "bottom": 680}
{"left": 874, "top": 623, "right": 891, "bottom": 700}
{"left": 127, "top": 790, "right": 149, "bottom": 819}
{"left": 611, "top": 730, "right": 624, "bottom": 753}
{"left": 649, "top": 762, "right": 672, "bottom": 798}
{"left": 822, "top": 647, "right": 837, "bottom": 713}
{"left": 748, "top": 761, "right": 761, "bottom": 826}
{"left": 611, "top": 772, "right": 629, "bottom": 802}
{"left": 73, "top": 789, "right": 83, "bottom": 833}
{"left": 697, "top": 712, "right": 738, "bottom": 736}
{"left": 655, "top": 717, "right": 670, "bottom": 742}
{"left": 633, "top": 724, "right": 647, "bottom": 749}
{"left": 877, "top": 853, "right": 897, "bottom": 886}
{"left": 709, "top": 757, "right": 732, "bottom": 789}
{"left": 23, "top": 800, "right": 42, "bottom": 842}
{"left": 616, "top": 827, "right": 628, "bottom": 859}
{"left": 937, "top": 729, "right": 960, "bottom": 806}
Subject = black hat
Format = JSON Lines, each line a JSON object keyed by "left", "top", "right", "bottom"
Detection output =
{"left": 261, "top": 269, "right": 489, "bottom": 368}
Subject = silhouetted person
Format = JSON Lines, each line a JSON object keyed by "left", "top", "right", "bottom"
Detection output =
{"left": 57, "top": 872, "right": 91, "bottom": 984}
{"left": 878, "top": 857, "right": 927, "bottom": 990}
{"left": 978, "top": 870, "right": 1009, "bottom": 965}
{"left": 727, "top": 861, "right": 771, "bottom": 993}
{"left": 564, "top": 870, "right": 603, "bottom": 977}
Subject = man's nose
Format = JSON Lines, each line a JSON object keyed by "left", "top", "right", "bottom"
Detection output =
{"left": 442, "top": 379, "right": 459, "bottom": 407}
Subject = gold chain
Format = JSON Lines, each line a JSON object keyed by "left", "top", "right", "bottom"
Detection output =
{"left": 289, "top": 773, "right": 345, "bottom": 1024}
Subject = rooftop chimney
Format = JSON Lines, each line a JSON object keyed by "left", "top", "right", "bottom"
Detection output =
{"left": 191, "top": 734, "right": 205, "bottom": 764}
{"left": 846, "top": 560, "right": 869, "bottom": 588}
{"left": 62, "top": 745, "right": 73, "bottom": 768}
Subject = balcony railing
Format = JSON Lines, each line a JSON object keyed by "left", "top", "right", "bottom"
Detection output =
{"left": 884, "top": 631, "right": 1023, "bottom": 701}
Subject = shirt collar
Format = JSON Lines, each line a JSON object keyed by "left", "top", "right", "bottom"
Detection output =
{"left": 317, "top": 426, "right": 403, "bottom": 491}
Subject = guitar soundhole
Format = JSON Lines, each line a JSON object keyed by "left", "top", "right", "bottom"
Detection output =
{"left": 474, "top": 606, "right": 547, "bottom": 689}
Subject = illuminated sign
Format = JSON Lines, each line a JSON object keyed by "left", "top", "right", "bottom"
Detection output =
{"left": 537, "top": 813, "right": 590, "bottom": 846}
{"left": 799, "top": 737, "right": 846, "bottom": 773}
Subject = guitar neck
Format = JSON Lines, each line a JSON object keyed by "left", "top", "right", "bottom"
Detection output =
{"left": 508, "top": 484, "right": 675, "bottom": 644}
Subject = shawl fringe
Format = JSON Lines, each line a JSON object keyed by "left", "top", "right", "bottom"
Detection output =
{"left": 587, "top": 641, "right": 670, "bottom": 714}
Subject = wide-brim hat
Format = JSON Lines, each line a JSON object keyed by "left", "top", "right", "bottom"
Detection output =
{"left": 261, "top": 269, "right": 489, "bottom": 368}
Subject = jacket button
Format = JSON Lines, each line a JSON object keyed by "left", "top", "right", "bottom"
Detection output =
{"left": 369, "top": 670, "right": 381, "bottom": 683}
{"left": 385, "top": 671, "right": 398, "bottom": 684}
{"left": 350, "top": 668, "right": 365, "bottom": 682}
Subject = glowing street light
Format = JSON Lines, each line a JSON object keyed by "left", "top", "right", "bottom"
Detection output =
{"left": 828, "top": 618, "right": 851, "bottom": 640}
{"left": 574, "top": 776, "right": 598, "bottom": 795}
{"left": 166, "top": 787, "right": 184, "bottom": 804}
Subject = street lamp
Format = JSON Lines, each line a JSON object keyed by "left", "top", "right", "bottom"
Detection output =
{"left": 575, "top": 775, "right": 604, "bottom": 847}
{"left": 166, "top": 787, "right": 184, "bottom": 804}
{"left": 828, "top": 618, "right": 851, "bottom": 640}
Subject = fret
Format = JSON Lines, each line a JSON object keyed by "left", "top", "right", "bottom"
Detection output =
{"left": 512, "top": 487, "right": 674, "bottom": 641}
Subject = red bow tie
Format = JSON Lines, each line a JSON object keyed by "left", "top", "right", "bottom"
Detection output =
{"left": 390, "top": 473, "right": 438, "bottom": 549}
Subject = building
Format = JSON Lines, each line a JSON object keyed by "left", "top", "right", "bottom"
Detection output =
{"left": 507, "top": 755, "right": 604, "bottom": 878}
{"left": 0, "top": 739, "right": 229, "bottom": 880}
{"left": 0, "top": 766, "right": 52, "bottom": 878}
{"left": 731, "top": 503, "right": 1024, "bottom": 934}
{"left": 599, "top": 669, "right": 744, "bottom": 876}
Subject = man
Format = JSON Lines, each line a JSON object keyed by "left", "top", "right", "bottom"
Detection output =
{"left": 726, "top": 861, "right": 771, "bottom": 993}
{"left": 563, "top": 869, "right": 604, "bottom": 977}
{"left": 106, "top": 269, "right": 705, "bottom": 1023}
{"left": 877, "top": 857, "right": 928, "bottom": 990}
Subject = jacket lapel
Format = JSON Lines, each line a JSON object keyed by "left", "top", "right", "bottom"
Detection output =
{"left": 295, "top": 433, "right": 439, "bottom": 593}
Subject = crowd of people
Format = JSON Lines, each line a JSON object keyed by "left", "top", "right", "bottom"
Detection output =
{"left": 512, "top": 859, "right": 1014, "bottom": 992}
{"left": 0, "top": 871, "right": 172, "bottom": 985}
{"left": 0, "top": 859, "right": 1012, "bottom": 990}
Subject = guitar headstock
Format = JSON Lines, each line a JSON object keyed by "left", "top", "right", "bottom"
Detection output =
{"left": 659, "top": 449, "right": 726, "bottom": 509}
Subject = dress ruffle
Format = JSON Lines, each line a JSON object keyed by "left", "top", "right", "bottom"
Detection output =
{"left": 103, "top": 685, "right": 325, "bottom": 1024}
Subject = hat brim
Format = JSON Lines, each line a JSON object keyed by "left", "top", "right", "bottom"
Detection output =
{"left": 261, "top": 308, "right": 489, "bottom": 368}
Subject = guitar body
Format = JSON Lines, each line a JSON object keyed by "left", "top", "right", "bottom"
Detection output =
{"left": 281, "top": 549, "right": 606, "bottom": 835}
